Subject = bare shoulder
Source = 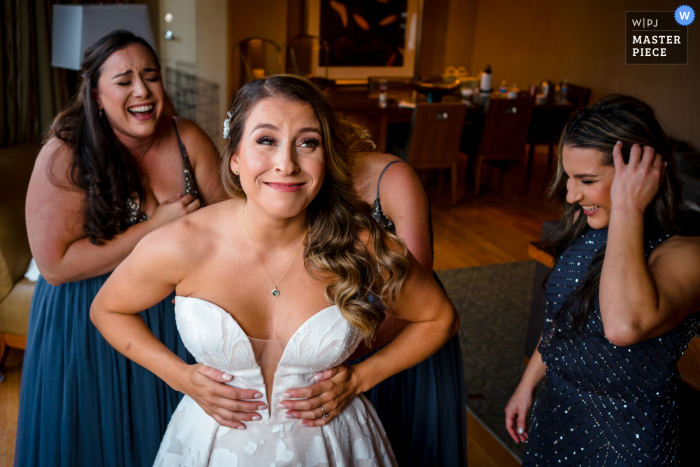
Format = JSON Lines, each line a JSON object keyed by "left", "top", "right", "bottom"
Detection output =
{"left": 173, "top": 117, "right": 218, "bottom": 156}
{"left": 33, "top": 137, "right": 76, "bottom": 188}
{"left": 649, "top": 235, "right": 700, "bottom": 265}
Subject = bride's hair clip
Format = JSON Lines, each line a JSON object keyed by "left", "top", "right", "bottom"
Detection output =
{"left": 223, "top": 111, "right": 233, "bottom": 140}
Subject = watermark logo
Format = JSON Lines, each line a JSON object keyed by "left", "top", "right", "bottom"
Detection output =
{"left": 675, "top": 5, "right": 695, "bottom": 26}
{"left": 626, "top": 9, "right": 689, "bottom": 64}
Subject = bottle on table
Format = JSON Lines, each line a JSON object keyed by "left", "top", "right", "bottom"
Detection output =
{"left": 379, "top": 79, "right": 388, "bottom": 109}
{"left": 479, "top": 64, "right": 493, "bottom": 110}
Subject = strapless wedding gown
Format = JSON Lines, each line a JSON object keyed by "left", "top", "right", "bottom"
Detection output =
{"left": 153, "top": 297, "right": 396, "bottom": 466}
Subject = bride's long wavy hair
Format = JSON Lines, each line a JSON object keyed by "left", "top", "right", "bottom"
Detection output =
{"left": 545, "top": 94, "right": 700, "bottom": 335}
{"left": 221, "top": 75, "right": 409, "bottom": 344}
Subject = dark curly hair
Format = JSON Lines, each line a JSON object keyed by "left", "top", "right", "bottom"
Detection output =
{"left": 48, "top": 30, "right": 160, "bottom": 245}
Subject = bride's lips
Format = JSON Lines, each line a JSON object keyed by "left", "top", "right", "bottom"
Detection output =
{"left": 264, "top": 182, "right": 307, "bottom": 192}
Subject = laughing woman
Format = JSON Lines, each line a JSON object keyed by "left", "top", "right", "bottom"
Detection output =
{"left": 505, "top": 95, "right": 700, "bottom": 466}
{"left": 16, "top": 31, "right": 230, "bottom": 467}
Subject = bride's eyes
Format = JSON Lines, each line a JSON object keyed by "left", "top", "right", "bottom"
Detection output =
{"left": 299, "top": 137, "right": 320, "bottom": 149}
{"left": 256, "top": 136, "right": 276, "bottom": 146}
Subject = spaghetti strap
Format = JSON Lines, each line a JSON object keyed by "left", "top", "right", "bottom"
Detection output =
{"left": 376, "top": 160, "right": 404, "bottom": 197}
{"left": 172, "top": 117, "right": 187, "bottom": 158}
{"left": 171, "top": 117, "right": 199, "bottom": 199}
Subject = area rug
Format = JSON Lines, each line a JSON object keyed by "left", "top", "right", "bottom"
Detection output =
{"left": 437, "top": 261, "right": 537, "bottom": 461}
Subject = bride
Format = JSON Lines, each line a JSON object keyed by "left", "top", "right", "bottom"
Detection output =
{"left": 91, "top": 75, "right": 458, "bottom": 466}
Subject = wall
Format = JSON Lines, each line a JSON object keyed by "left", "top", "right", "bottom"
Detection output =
{"left": 417, "top": 0, "right": 478, "bottom": 76}
{"left": 196, "top": 0, "right": 229, "bottom": 151}
{"left": 465, "top": 0, "right": 700, "bottom": 149}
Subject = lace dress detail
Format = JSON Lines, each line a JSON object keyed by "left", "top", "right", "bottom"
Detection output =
{"left": 126, "top": 118, "right": 199, "bottom": 225}
{"left": 524, "top": 227, "right": 700, "bottom": 466}
{"left": 154, "top": 297, "right": 396, "bottom": 466}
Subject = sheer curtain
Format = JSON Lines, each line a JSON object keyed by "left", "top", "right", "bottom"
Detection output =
{"left": 1, "top": 0, "right": 67, "bottom": 147}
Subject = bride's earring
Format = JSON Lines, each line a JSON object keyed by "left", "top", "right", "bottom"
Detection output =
{"left": 234, "top": 169, "right": 239, "bottom": 175}
{"left": 99, "top": 109, "right": 103, "bottom": 118}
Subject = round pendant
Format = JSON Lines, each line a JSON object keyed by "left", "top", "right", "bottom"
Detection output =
{"left": 272, "top": 289, "right": 280, "bottom": 297}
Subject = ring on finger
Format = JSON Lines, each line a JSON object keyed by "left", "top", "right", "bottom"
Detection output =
{"left": 320, "top": 405, "right": 328, "bottom": 419}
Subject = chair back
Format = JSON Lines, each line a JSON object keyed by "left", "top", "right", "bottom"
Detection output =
{"left": 566, "top": 83, "right": 591, "bottom": 109}
{"left": 287, "top": 35, "right": 329, "bottom": 78}
{"left": 527, "top": 105, "right": 574, "bottom": 145}
{"left": 479, "top": 97, "right": 534, "bottom": 157}
{"left": 0, "top": 142, "right": 41, "bottom": 301}
{"left": 238, "top": 37, "right": 283, "bottom": 82}
{"left": 405, "top": 102, "right": 467, "bottom": 170}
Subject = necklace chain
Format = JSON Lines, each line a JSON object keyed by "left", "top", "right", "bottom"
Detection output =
{"left": 243, "top": 204, "right": 307, "bottom": 297}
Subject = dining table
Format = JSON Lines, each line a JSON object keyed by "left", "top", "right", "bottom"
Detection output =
{"left": 329, "top": 87, "right": 575, "bottom": 183}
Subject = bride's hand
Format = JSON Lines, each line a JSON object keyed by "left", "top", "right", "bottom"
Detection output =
{"left": 180, "top": 364, "right": 268, "bottom": 430}
{"left": 279, "top": 364, "right": 362, "bottom": 427}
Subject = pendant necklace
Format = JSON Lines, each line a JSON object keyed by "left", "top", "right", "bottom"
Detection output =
{"left": 243, "top": 204, "right": 307, "bottom": 297}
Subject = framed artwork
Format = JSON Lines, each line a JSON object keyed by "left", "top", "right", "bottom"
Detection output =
{"left": 305, "top": 0, "right": 420, "bottom": 80}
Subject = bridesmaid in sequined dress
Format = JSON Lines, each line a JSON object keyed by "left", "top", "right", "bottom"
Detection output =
{"left": 16, "top": 32, "right": 230, "bottom": 467}
{"left": 505, "top": 95, "right": 700, "bottom": 466}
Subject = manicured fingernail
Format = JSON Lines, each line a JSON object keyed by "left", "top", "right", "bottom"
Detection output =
{"left": 284, "top": 413, "right": 294, "bottom": 419}
{"left": 258, "top": 405, "right": 267, "bottom": 410}
{"left": 278, "top": 403, "right": 287, "bottom": 409}
{"left": 616, "top": 141, "right": 622, "bottom": 145}
{"left": 222, "top": 373, "right": 232, "bottom": 381}
{"left": 283, "top": 392, "right": 291, "bottom": 398}
{"left": 517, "top": 428, "right": 524, "bottom": 434}
{"left": 252, "top": 415, "right": 261, "bottom": 421}
{"left": 313, "top": 372, "right": 323, "bottom": 380}
{"left": 238, "top": 426, "right": 246, "bottom": 430}
{"left": 254, "top": 393, "right": 263, "bottom": 399}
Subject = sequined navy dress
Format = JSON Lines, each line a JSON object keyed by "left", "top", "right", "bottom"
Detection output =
{"left": 524, "top": 227, "right": 700, "bottom": 466}
{"left": 15, "top": 119, "right": 198, "bottom": 467}
{"left": 349, "top": 160, "right": 468, "bottom": 467}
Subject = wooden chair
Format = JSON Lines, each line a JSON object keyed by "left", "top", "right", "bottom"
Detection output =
{"left": 525, "top": 105, "right": 575, "bottom": 181}
{"left": 392, "top": 102, "right": 467, "bottom": 205}
{"left": 566, "top": 83, "right": 592, "bottom": 109}
{"left": 287, "top": 34, "right": 329, "bottom": 78}
{"left": 474, "top": 97, "right": 535, "bottom": 195}
{"left": 238, "top": 37, "right": 283, "bottom": 82}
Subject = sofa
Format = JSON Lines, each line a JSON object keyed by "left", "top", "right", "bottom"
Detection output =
{"left": 0, "top": 142, "right": 42, "bottom": 367}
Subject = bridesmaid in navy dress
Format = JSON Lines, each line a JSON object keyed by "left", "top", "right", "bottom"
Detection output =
{"left": 342, "top": 121, "right": 467, "bottom": 467}
{"left": 505, "top": 95, "right": 700, "bottom": 466}
{"left": 15, "top": 31, "right": 241, "bottom": 466}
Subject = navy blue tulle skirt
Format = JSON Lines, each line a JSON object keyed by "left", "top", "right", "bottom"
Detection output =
{"left": 15, "top": 274, "right": 193, "bottom": 467}
{"left": 350, "top": 298, "right": 467, "bottom": 467}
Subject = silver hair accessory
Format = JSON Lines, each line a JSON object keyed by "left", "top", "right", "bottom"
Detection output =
{"left": 223, "top": 111, "right": 233, "bottom": 140}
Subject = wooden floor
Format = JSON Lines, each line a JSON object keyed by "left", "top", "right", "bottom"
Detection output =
{"left": 433, "top": 148, "right": 557, "bottom": 466}
{"left": 0, "top": 148, "right": 557, "bottom": 466}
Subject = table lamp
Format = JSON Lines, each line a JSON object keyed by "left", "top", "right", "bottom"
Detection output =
{"left": 52, "top": 4, "right": 155, "bottom": 70}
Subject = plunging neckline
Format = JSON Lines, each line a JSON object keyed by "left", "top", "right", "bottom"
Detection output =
{"left": 174, "top": 296, "right": 340, "bottom": 410}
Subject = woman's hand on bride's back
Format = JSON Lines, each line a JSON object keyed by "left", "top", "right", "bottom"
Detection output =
{"left": 150, "top": 193, "right": 201, "bottom": 229}
{"left": 179, "top": 364, "right": 268, "bottom": 430}
{"left": 278, "top": 364, "right": 362, "bottom": 427}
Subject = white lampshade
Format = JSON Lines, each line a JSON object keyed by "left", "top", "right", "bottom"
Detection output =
{"left": 52, "top": 5, "right": 155, "bottom": 70}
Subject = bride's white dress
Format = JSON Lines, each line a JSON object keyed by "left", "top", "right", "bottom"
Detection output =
{"left": 153, "top": 296, "right": 396, "bottom": 466}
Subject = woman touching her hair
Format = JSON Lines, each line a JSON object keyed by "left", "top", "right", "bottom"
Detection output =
{"left": 16, "top": 31, "right": 228, "bottom": 467}
{"left": 505, "top": 94, "right": 700, "bottom": 466}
